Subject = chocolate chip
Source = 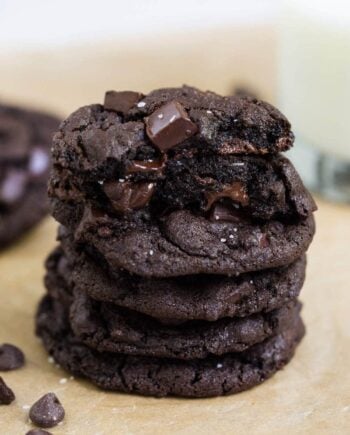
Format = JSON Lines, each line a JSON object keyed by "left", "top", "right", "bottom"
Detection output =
{"left": 125, "top": 157, "right": 166, "bottom": 175}
{"left": 0, "top": 343, "right": 25, "bottom": 371}
{"left": 103, "top": 181, "right": 155, "bottom": 213}
{"left": 104, "top": 90, "right": 143, "bottom": 115}
{"left": 26, "top": 430, "right": 53, "bottom": 435}
{"left": 209, "top": 203, "right": 242, "bottom": 223}
{"left": 205, "top": 182, "right": 249, "bottom": 210}
{"left": 0, "top": 170, "right": 27, "bottom": 207}
{"left": 145, "top": 101, "right": 198, "bottom": 151}
{"left": 0, "top": 377, "right": 15, "bottom": 405}
{"left": 29, "top": 393, "right": 65, "bottom": 428}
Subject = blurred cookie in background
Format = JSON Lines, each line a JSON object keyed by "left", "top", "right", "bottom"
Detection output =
{"left": 0, "top": 104, "right": 60, "bottom": 249}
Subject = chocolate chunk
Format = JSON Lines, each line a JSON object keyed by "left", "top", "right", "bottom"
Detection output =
{"left": 0, "top": 343, "right": 25, "bottom": 371}
{"left": 26, "top": 430, "right": 52, "bottom": 435}
{"left": 29, "top": 148, "right": 50, "bottom": 176}
{"left": 209, "top": 203, "right": 242, "bottom": 223}
{"left": 103, "top": 181, "right": 155, "bottom": 212}
{"left": 104, "top": 90, "right": 143, "bottom": 115}
{"left": 126, "top": 157, "right": 166, "bottom": 175}
{"left": 205, "top": 182, "right": 249, "bottom": 210}
{"left": 0, "top": 170, "right": 27, "bottom": 207}
{"left": 145, "top": 101, "right": 198, "bottom": 151}
{"left": 0, "top": 377, "right": 15, "bottom": 405}
{"left": 29, "top": 393, "right": 65, "bottom": 428}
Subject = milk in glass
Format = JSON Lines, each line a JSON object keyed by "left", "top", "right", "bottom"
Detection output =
{"left": 278, "top": 0, "right": 350, "bottom": 202}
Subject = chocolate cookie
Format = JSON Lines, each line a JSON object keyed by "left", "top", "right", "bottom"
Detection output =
{"left": 36, "top": 294, "right": 305, "bottom": 398}
{"left": 56, "top": 207, "right": 314, "bottom": 278}
{"left": 44, "top": 253, "right": 302, "bottom": 359}
{"left": 47, "top": 240, "right": 306, "bottom": 322}
{"left": 50, "top": 151, "right": 315, "bottom": 222}
{"left": 52, "top": 87, "right": 293, "bottom": 174}
{"left": 70, "top": 292, "right": 301, "bottom": 359}
{"left": 49, "top": 87, "right": 315, "bottom": 221}
{"left": 0, "top": 104, "right": 60, "bottom": 248}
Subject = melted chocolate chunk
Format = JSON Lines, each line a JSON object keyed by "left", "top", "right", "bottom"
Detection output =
{"left": 103, "top": 181, "right": 155, "bottom": 212}
{"left": 209, "top": 203, "right": 242, "bottom": 223}
{"left": 145, "top": 101, "right": 198, "bottom": 151}
{"left": 29, "top": 393, "right": 65, "bottom": 428}
{"left": 104, "top": 90, "right": 143, "bottom": 115}
{"left": 0, "top": 343, "right": 25, "bottom": 371}
{"left": 205, "top": 182, "right": 249, "bottom": 210}
{"left": 125, "top": 157, "right": 166, "bottom": 175}
{"left": 0, "top": 377, "right": 15, "bottom": 405}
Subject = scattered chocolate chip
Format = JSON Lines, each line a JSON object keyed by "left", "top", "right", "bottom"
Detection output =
{"left": 0, "top": 377, "right": 15, "bottom": 405}
{"left": 104, "top": 90, "right": 143, "bottom": 115}
{"left": 0, "top": 170, "right": 27, "bottom": 207}
{"left": 205, "top": 182, "right": 249, "bottom": 210}
{"left": 209, "top": 203, "right": 242, "bottom": 223}
{"left": 28, "top": 148, "right": 50, "bottom": 176}
{"left": 103, "top": 181, "right": 155, "bottom": 213}
{"left": 26, "top": 430, "right": 53, "bottom": 435}
{"left": 29, "top": 393, "right": 65, "bottom": 429}
{"left": 0, "top": 343, "right": 25, "bottom": 371}
{"left": 125, "top": 156, "right": 166, "bottom": 175}
{"left": 145, "top": 101, "right": 198, "bottom": 151}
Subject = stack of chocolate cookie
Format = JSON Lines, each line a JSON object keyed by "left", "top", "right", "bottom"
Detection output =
{"left": 36, "top": 86, "right": 316, "bottom": 397}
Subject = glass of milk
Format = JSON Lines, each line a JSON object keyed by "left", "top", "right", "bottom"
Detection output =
{"left": 278, "top": 0, "right": 350, "bottom": 202}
